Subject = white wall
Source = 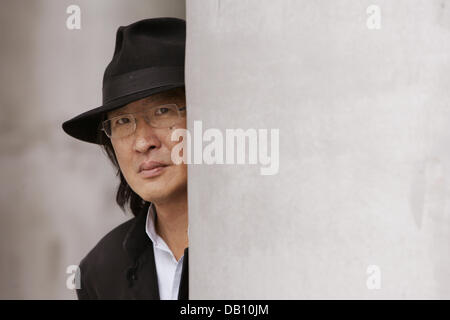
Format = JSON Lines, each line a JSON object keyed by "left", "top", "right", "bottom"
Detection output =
{"left": 186, "top": 0, "right": 450, "bottom": 299}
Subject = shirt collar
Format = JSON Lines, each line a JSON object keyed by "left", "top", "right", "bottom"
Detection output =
{"left": 145, "top": 202, "right": 160, "bottom": 246}
{"left": 145, "top": 202, "right": 175, "bottom": 256}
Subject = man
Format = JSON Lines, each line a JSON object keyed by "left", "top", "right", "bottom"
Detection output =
{"left": 62, "top": 18, "right": 188, "bottom": 300}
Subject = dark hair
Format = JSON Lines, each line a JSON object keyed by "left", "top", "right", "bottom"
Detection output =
{"left": 96, "top": 86, "right": 185, "bottom": 217}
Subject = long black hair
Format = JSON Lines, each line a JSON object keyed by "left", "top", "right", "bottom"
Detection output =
{"left": 96, "top": 86, "right": 185, "bottom": 217}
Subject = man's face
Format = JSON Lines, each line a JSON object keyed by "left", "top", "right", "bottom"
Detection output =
{"left": 107, "top": 90, "right": 187, "bottom": 204}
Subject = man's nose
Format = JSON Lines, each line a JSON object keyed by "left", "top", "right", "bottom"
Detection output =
{"left": 133, "top": 115, "right": 161, "bottom": 153}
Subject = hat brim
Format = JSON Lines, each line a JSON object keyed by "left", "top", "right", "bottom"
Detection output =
{"left": 62, "top": 83, "right": 184, "bottom": 145}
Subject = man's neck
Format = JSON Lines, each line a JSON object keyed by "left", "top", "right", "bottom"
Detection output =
{"left": 153, "top": 192, "right": 188, "bottom": 261}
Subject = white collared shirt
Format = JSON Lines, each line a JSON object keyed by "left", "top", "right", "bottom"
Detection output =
{"left": 145, "top": 203, "right": 185, "bottom": 300}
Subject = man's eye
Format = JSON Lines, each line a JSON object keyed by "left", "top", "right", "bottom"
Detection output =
{"left": 115, "top": 117, "right": 131, "bottom": 125}
{"left": 155, "top": 107, "right": 169, "bottom": 115}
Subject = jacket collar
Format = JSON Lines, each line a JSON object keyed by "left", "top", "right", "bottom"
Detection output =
{"left": 122, "top": 202, "right": 189, "bottom": 300}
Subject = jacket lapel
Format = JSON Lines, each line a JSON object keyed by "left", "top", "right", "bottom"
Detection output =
{"left": 122, "top": 202, "right": 189, "bottom": 300}
{"left": 122, "top": 202, "right": 160, "bottom": 299}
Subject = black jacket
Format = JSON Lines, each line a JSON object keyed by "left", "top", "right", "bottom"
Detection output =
{"left": 76, "top": 202, "right": 188, "bottom": 299}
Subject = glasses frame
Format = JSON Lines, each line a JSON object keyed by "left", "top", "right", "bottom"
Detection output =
{"left": 101, "top": 103, "right": 186, "bottom": 139}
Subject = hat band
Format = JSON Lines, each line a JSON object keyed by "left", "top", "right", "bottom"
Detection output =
{"left": 102, "top": 66, "right": 184, "bottom": 104}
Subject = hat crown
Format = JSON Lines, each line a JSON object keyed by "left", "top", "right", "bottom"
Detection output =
{"left": 104, "top": 17, "right": 186, "bottom": 80}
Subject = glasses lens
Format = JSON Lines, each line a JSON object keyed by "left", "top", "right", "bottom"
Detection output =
{"left": 103, "top": 104, "right": 185, "bottom": 139}
{"left": 106, "top": 115, "right": 135, "bottom": 138}
{"left": 148, "top": 104, "right": 181, "bottom": 128}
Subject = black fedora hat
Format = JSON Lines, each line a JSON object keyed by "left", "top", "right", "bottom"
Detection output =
{"left": 62, "top": 17, "right": 186, "bottom": 144}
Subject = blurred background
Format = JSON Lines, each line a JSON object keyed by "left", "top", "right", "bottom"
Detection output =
{"left": 0, "top": 0, "right": 185, "bottom": 299}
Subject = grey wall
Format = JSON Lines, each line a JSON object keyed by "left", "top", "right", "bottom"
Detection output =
{"left": 0, "top": 0, "right": 185, "bottom": 299}
{"left": 186, "top": 0, "right": 450, "bottom": 298}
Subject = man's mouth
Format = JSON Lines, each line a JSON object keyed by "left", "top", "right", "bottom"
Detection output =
{"left": 139, "top": 162, "right": 169, "bottom": 178}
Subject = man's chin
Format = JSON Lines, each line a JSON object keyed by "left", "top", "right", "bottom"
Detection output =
{"left": 138, "top": 183, "right": 187, "bottom": 203}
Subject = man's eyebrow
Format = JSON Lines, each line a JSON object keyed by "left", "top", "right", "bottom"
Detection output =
{"left": 108, "top": 109, "right": 131, "bottom": 118}
{"left": 142, "top": 95, "right": 166, "bottom": 105}
{"left": 108, "top": 95, "right": 183, "bottom": 118}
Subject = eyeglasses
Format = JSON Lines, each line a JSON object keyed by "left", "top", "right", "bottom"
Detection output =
{"left": 101, "top": 103, "right": 186, "bottom": 139}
